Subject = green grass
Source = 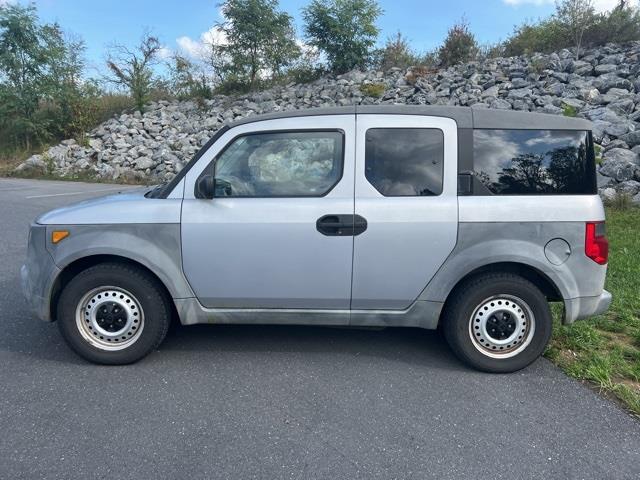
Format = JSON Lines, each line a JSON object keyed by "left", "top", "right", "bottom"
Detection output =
{"left": 546, "top": 207, "right": 640, "bottom": 417}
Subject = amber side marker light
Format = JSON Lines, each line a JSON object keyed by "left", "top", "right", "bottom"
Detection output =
{"left": 51, "top": 230, "right": 70, "bottom": 244}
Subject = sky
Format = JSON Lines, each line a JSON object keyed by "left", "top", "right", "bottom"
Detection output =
{"left": 6, "top": 0, "right": 634, "bottom": 75}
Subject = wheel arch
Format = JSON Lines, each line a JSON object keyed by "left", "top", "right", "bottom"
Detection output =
{"left": 50, "top": 254, "right": 176, "bottom": 323}
{"left": 439, "top": 261, "right": 563, "bottom": 326}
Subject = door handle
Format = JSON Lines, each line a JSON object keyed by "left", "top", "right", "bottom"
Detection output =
{"left": 316, "top": 215, "right": 367, "bottom": 236}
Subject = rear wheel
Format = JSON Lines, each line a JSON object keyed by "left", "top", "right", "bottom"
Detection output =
{"left": 443, "top": 273, "right": 552, "bottom": 373}
{"left": 57, "top": 263, "right": 171, "bottom": 364}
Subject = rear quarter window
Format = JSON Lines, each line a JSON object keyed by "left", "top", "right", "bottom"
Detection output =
{"left": 473, "top": 129, "right": 597, "bottom": 195}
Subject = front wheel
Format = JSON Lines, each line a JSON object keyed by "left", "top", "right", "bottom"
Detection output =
{"left": 442, "top": 273, "right": 553, "bottom": 373}
{"left": 57, "top": 263, "right": 171, "bottom": 365}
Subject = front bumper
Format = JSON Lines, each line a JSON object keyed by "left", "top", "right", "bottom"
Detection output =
{"left": 21, "top": 224, "right": 60, "bottom": 322}
{"left": 563, "top": 290, "right": 613, "bottom": 324}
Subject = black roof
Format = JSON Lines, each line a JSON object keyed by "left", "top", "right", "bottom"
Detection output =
{"left": 229, "top": 105, "right": 592, "bottom": 131}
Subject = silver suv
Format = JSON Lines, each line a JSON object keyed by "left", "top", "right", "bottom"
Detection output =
{"left": 21, "top": 106, "right": 612, "bottom": 371}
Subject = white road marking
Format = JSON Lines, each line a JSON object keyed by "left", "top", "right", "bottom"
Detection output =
{"left": 26, "top": 187, "right": 126, "bottom": 199}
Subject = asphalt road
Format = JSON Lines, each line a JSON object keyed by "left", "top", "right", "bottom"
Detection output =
{"left": 0, "top": 177, "right": 638, "bottom": 480}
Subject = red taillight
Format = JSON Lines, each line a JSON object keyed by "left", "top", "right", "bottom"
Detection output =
{"left": 585, "top": 222, "right": 608, "bottom": 265}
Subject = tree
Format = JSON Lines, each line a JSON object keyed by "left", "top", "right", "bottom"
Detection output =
{"left": 303, "top": 0, "right": 382, "bottom": 74}
{"left": 494, "top": 154, "right": 549, "bottom": 194}
{"left": 547, "top": 144, "right": 587, "bottom": 192}
{"left": 46, "top": 29, "right": 90, "bottom": 139}
{"left": 168, "top": 53, "right": 212, "bottom": 101}
{"left": 588, "top": 0, "right": 640, "bottom": 46}
{"left": 106, "top": 33, "right": 161, "bottom": 112}
{"left": 555, "top": 0, "right": 596, "bottom": 59}
{"left": 215, "top": 0, "right": 300, "bottom": 89}
{"left": 0, "top": 3, "right": 84, "bottom": 149}
{"left": 438, "top": 19, "right": 479, "bottom": 67}
{"left": 376, "top": 32, "right": 422, "bottom": 71}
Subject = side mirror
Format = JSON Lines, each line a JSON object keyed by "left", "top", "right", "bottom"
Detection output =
{"left": 214, "top": 178, "right": 233, "bottom": 197}
{"left": 195, "top": 175, "right": 233, "bottom": 199}
{"left": 195, "top": 174, "right": 215, "bottom": 199}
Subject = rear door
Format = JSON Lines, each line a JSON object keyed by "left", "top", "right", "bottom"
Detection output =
{"left": 351, "top": 114, "right": 459, "bottom": 310}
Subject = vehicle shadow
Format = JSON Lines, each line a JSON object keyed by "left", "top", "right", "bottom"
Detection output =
{"left": 4, "top": 303, "right": 467, "bottom": 371}
{"left": 159, "top": 323, "right": 469, "bottom": 373}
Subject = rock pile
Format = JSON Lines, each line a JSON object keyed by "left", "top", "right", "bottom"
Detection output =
{"left": 16, "top": 42, "right": 640, "bottom": 202}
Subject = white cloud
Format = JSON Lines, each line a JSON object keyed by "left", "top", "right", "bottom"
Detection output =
{"left": 591, "top": 0, "right": 638, "bottom": 11}
{"left": 176, "top": 35, "right": 204, "bottom": 58}
{"left": 157, "top": 46, "right": 173, "bottom": 60}
{"left": 176, "top": 26, "right": 228, "bottom": 60}
{"left": 503, "top": 0, "right": 638, "bottom": 12}
{"left": 175, "top": 6, "right": 228, "bottom": 60}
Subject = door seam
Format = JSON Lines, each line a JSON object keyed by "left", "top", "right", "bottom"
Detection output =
{"left": 348, "top": 114, "right": 358, "bottom": 316}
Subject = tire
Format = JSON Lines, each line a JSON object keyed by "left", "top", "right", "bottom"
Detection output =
{"left": 442, "top": 273, "right": 552, "bottom": 373}
{"left": 56, "top": 262, "right": 171, "bottom": 365}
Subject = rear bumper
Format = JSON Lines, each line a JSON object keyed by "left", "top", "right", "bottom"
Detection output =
{"left": 563, "top": 290, "right": 612, "bottom": 324}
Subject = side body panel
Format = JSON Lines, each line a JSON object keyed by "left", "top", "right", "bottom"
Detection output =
{"left": 419, "top": 195, "right": 608, "bottom": 323}
{"left": 46, "top": 224, "right": 193, "bottom": 300}
{"left": 174, "top": 298, "right": 443, "bottom": 329}
{"left": 25, "top": 193, "right": 190, "bottom": 322}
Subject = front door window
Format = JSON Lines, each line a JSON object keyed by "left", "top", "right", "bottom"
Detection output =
{"left": 213, "top": 131, "right": 344, "bottom": 197}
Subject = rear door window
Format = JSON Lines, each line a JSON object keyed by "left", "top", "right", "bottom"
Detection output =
{"left": 473, "top": 129, "right": 596, "bottom": 195}
{"left": 365, "top": 128, "right": 444, "bottom": 196}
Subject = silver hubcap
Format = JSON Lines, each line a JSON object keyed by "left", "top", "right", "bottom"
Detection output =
{"left": 75, "top": 287, "right": 144, "bottom": 351}
{"left": 468, "top": 295, "right": 535, "bottom": 359}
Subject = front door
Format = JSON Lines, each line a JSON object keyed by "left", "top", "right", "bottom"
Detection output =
{"left": 351, "top": 114, "right": 459, "bottom": 310}
{"left": 181, "top": 115, "right": 356, "bottom": 309}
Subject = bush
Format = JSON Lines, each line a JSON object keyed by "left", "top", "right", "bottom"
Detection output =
{"left": 594, "top": 144, "right": 603, "bottom": 165}
{"left": 166, "top": 54, "right": 213, "bottom": 104}
{"left": 562, "top": 103, "right": 578, "bottom": 117}
{"left": 477, "top": 42, "right": 506, "bottom": 61}
{"left": 588, "top": 1, "right": 640, "bottom": 45}
{"left": 92, "top": 94, "right": 135, "bottom": 123}
{"left": 360, "top": 82, "right": 386, "bottom": 98}
{"left": 503, "top": 0, "right": 640, "bottom": 56}
{"left": 273, "top": 65, "right": 325, "bottom": 85}
{"left": 214, "top": 75, "right": 254, "bottom": 95}
{"left": 375, "top": 32, "right": 423, "bottom": 71}
{"left": 438, "top": 19, "right": 479, "bottom": 67}
{"left": 503, "top": 18, "right": 567, "bottom": 56}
